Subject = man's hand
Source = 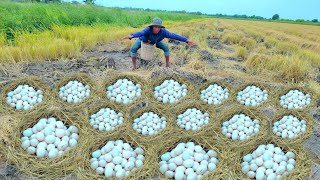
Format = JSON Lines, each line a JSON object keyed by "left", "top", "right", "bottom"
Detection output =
{"left": 187, "top": 40, "right": 197, "bottom": 46}
{"left": 123, "top": 35, "right": 134, "bottom": 40}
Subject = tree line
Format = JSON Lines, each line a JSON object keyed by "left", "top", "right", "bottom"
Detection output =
{"left": 10, "top": 0, "right": 320, "bottom": 23}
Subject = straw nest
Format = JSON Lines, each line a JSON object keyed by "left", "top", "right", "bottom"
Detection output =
{"left": 82, "top": 99, "right": 130, "bottom": 138}
{"left": 0, "top": 76, "right": 51, "bottom": 115}
{"left": 148, "top": 74, "right": 196, "bottom": 108}
{"left": 75, "top": 131, "right": 154, "bottom": 179}
{"left": 153, "top": 135, "right": 238, "bottom": 179}
{"left": 197, "top": 79, "right": 234, "bottom": 109}
{"left": 128, "top": 104, "right": 175, "bottom": 144}
{"left": 270, "top": 110, "right": 316, "bottom": 147}
{"left": 275, "top": 85, "right": 317, "bottom": 112}
{"left": 99, "top": 71, "right": 150, "bottom": 108}
{"left": 231, "top": 81, "right": 276, "bottom": 110}
{"left": 233, "top": 137, "right": 313, "bottom": 180}
{"left": 172, "top": 100, "right": 217, "bottom": 137}
{"left": 52, "top": 73, "right": 97, "bottom": 111}
{"left": 0, "top": 107, "right": 85, "bottom": 179}
{"left": 215, "top": 104, "right": 270, "bottom": 150}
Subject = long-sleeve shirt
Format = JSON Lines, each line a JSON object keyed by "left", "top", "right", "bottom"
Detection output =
{"left": 130, "top": 27, "right": 188, "bottom": 44}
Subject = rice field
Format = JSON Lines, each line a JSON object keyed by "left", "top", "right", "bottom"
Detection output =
{"left": 0, "top": 1, "right": 319, "bottom": 180}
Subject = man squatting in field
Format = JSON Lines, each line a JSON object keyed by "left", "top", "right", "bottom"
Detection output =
{"left": 124, "top": 17, "right": 197, "bottom": 70}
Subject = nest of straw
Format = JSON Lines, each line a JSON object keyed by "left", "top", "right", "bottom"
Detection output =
{"left": 275, "top": 85, "right": 316, "bottom": 112}
{"left": 197, "top": 79, "right": 234, "bottom": 108}
{"left": 215, "top": 105, "right": 270, "bottom": 150}
{"left": 0, "top": 76, "right": 51, "bottom": 115}
{"left": 231, "top": 81, "right": 276, "bottom": 110}
{"left": 153, "top": 135, "right": 236, "bottom": 179}
{"left": 75, "top": 131, "right": 154, "bottom": 180}
{"left": 0, "top": 107, "right": 86, "bottom": 179}
{"left": 128, "top": 104, "right": 175, "bottom": 144}
{"left": 270, "top": 110, "right": 316, "bottom": 147}
{"left": 149, "top": 74, "right": 196, "bottom": 108}
{"left": 233, "top": 137, "right": 312, "bottom": 180}
{"left": 80, "top": 99, "right": 130, "bottom": 138}
{"left": 52, "top": 73, "right": 97, "bottom": 110}
{"left": 99, "top": 72, "right": 150, "bottom": 109}
{"left": 172, "top": 100, "right": 217, "bottom": 137}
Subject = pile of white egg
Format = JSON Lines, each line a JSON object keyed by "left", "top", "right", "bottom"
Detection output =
{"left": 272, "top": 115, "right": 307, "bottom": 139}
{"left": 6, "top": 84, "right": 44, "bottom": 110}
{"left": 21, "top": 117, "right": 79, "bottom": 158}
{"left": 221, "top": 114, "right": 260, "bottom": 141}
{"left": 58, "top": 80, "right": 91, "bottom": 103}
{"left": 90, "top": 140, "right": 144, "bottom": 178}
{"left": 200, "top": 84, "right": 229, "bottom": 105}
{"left": 241, "top": 144, "right": 296, "bottom": 180}
{"left": 89, "top": 108, "right": 124, "bottom": 132}
{"left": 133, "top": 112, "right": 167, "bottom": 135}
{"left": 107, "top": 79, "right": 142, "bottom": 105}
{"left": 280, "top": 90, "right": 311, "bottom": 109}
{"left": 237, "top": 86, "right": 268, "bottom": 107}
{"left": 159, "top": 142, "right": 218, "bottom": 180}
{"left": 176, "top": 108, "right": 210, "bottom": 131}
{"left": 154, "top": 79, "right": 188, "bottom": 104}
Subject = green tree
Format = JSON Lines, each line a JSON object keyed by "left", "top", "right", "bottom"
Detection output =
{"left": 84, "top": 0, "right": 94, "bottom": 4}
{"left": 272, "top": 14, "right": 279, "bottom": 20}
{"left": 312, "top": 19, "right": 318, "bottom": 22}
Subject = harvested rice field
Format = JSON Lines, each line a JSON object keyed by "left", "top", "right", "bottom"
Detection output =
{"left": 0, "top": 2, "right": 320, "bottom": 180}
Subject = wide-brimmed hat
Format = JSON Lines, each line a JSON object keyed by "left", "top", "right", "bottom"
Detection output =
{"left": 149, "top": 17, "right": 165, "bottom": 28}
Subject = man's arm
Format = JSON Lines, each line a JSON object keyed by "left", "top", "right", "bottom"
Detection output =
{"left": 130, "top": 27, "right": 150, "bottom": 38}
{"left": 164, "top": 30, "right": 188, "bottom": 42}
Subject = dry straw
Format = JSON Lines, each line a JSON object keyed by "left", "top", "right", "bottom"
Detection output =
{"left": 270, "top": 110, "right": 316, "bottom": 147}
{"left": 172, "top": 100, "right": 217, "bottom": 137}
{"left": 52, "top": 73, "right": 97, "bottom": 110}
{"left": 75, "top": 131, "right": 154, "bottom": 179}
{"left": 215, "top": 105, "right": 270, "bottom": 150}
{"left": 153, "top": 135, "right": 237, "bottom": 179}
{"left": 149, "top": 74, "right": 196, "bottom": 108}
{"left": 197, "top": 79, "right": 234, "bottom": 108}
{"left": 128, "top": 104, "right": 175, "bottom": 144}
{"left": 231, "top": 81, "right": 276, "bottom": 110}
{"left": 100, "top": 71, "right": 150, "bottom": 109}
{"left": 275, "top": 85, "right": 317, "bottom": 112}
{"left": 233, "top": 137, "right": 312, "bottom": 180}
{"left": 0, "top": 76, "right": 51, "bottom": 114}
{"left": 0, "top": 107, "right": 85, "bottom": 179}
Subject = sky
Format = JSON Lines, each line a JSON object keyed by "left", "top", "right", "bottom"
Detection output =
{"left": 65, "top": 0, "right": 320, "bottom": 20}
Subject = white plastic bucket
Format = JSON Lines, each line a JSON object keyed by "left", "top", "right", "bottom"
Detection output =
{"left": 140, "top": 42, "right": 155, "bottom": 61}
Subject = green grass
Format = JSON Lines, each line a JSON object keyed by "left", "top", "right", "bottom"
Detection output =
{"left": 0, "top": 1, "right": 205, "bottom": 40}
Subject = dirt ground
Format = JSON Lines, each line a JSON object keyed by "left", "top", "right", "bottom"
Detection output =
{"left": 0, "top": 41, "right": 319, "bottom": 179}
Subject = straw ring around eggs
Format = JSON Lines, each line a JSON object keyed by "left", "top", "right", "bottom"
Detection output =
{"left": 1, "top": 76, "right": 51, "bottom": 114}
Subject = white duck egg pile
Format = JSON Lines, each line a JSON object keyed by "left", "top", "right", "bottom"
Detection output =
{"left": 272, "top": 115, "right": 307, "bottom": 139}
{"left": 90, "top": 140, "right": 145, "bottom": 178}
{"left": 200, "top": 84, "right": 229, "bottom": 105}
{"left": 58, "top": 80, "right": 90, "bottom": 103}
{"left": 106, "top": 79, "right": 142, "bottom": 105}
{"left": 221, "top": 114, "right": 260, "bottom": 141}
{"left": 20, "top": 117, "right": 79, "bottom": 158}
{"left": 177, "top": 108, "right": 209, "bottom": 131}
{"left": 133, "top": 112, "right": 166, "bottom": 135}
{"left": 89, "top": 108, "right": 124, "bottom": 132}
{"left": 154, "top": 79, "right": 187, "bottom": 104}
{"left": 237, "top": 86, "right": 268, "bottom": 107}
{"left": 159, "top": 142, "right": 218, "bottom": 180}
{"left": 280, "top": 90, "right": 311, "bottom": 109}
{"left": 241, "top": 144, "right": 296, "bottom": 180}
{"left": 6, "top": 84, "right": 44, "bottom": 110}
